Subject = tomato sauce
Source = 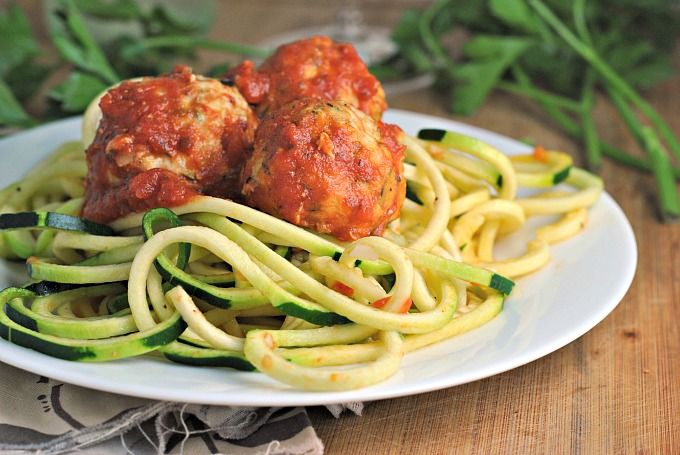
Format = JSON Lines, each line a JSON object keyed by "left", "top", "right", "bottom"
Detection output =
{"left": 228, "top": 36, "right": 387, "bottom": 120}
{"left": 82, "top": 66, "right": 256, "bottom": 223}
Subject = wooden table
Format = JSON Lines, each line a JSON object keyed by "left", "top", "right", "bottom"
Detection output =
{"left": 12, "top": 1, "right": 680, "bottom": 452}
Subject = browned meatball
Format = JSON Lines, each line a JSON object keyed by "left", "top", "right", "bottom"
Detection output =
{"left": 241, "top": 99, "right": 406, "bottom": 240}
{"left": 83, "top": 66, "right": 257, "bottom": 223}
{"left": 227, "top": 36, "right": 387, "bottom": 120}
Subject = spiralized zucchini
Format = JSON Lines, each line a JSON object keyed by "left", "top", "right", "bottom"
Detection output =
{"left": 0, "top": 129, "right": 603, "bottom": 391}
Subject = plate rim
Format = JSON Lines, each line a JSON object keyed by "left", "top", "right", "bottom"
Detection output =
{"left": 0, "top": 111, "right": 637, "bottom": 406}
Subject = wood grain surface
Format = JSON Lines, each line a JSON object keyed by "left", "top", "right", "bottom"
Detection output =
{"left": 9, "top": 1, "right": 679, "bottom": 453}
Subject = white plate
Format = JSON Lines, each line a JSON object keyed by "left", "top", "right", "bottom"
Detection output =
{"left": 0, "top": 112, "right": 637, "bottom": 406}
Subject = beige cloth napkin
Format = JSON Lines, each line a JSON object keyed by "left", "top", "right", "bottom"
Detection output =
{"left": 0, "top": 362, "right": 362, "bottom": 454}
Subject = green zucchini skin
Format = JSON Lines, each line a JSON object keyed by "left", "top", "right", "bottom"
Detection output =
{"left": 153, "top": 255, "right": 236, "bottom": 308}
{"left": 195, "top": 274, "right": 235, "bottom": 287}
{"left": 141, "top": 207, "right": 191, "bottom": 269}
{"left": 5, "top": 297, "right": 137, "bottom": 339}
{"left": 405, "top": 182, "right": 424, "bottom": 205}
{"left": 489, "top": 274, "right": 515, "bottom": 295}
{"left": 276, "top": 302, "right": 349, "bottom": 326}
{"left": 26, "top": 258, "right": 131, "bottom": 284}
{"left": 106, "top": 293, "right": 130, "bottom": 314}
{"left": 147, "top": 211, "right": 350, "bottom": 325}
{"left": 161, "top": 341, "right": 255, "bottom": 371}
{"left": 0, "top": 287, "right": 186, "bottom": 361}
{"left": 417, "top": 129, "right": 448, "bottom": 142}
{"left": 142, "top": 208, "right": 247, "bottom": 306}
{"left": 0, "top": 212, "right": 114, "bottom": 236}
{"left": 406, "top": 249, "right": 515, "bottom": 295}
{"left": 25, "top": 281, "right": 86, "bottom": 295}
{"left": 553, "top": 166, "right": 572, "bottom": 184}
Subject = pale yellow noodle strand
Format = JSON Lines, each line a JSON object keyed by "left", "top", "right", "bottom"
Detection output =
{"left": 166, "top": 286, "right": 244, "bottom": 351}
{"left": 450, "top": 188, "right": 491, "bottom": 218}
{"left": 477, "top": 220, "right": 500, "bottom": 262}
{"left": 517, "top": 168, "right": 603, "bottom": 215}
{"left": 476, "top": 240, "right": 550, "bottom": 278}
{"left": 402, "top": 136, "right": 451, "bottom": 251}
{"left": 536, "top": 209, "right": 588, "bottom": 244}
{"left": 244, "top": 329, "right": 402, "bottom": 391}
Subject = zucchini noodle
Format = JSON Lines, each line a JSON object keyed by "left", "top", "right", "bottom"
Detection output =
{"left": 0, "top": 127, "right": 603, "bottom": 391}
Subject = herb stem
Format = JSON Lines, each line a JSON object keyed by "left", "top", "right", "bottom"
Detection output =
{"left": 579, "top": 70, "right": 601, "bottom": 171}
{"left": 418, "top": 0, "right": 456, "bottom": 78}
{"left": 504, "top": 71, "right": 680, "bottom": 180}
{"left": 641, "top": 127, "right": 680, "bottom": 221}
{"left": 606, "top": 87, "right": 646, "bottom": 148}
{"left": 496, "top": 81, "right": 582, "bottom": 112}
{"left": 600, "top": 144, "right": 680, "bottom": 179}
{"left": 529, "top": 0, "right": 680, "bottom": 162}
{"left": 510, "top": 65, "right": 582, "bottom": 136}
{"left": 573, "top": 0, "right": 593, "bottom": 46}
{"left": 121, "top": 36, "right": 271, "bottom": 61}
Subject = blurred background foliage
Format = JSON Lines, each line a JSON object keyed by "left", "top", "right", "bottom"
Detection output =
{"left": 1, "top": 0, "right": 678, "bottom": 126}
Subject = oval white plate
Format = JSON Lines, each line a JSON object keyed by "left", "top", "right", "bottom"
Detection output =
{"left": 0, "top": 111, "right": 636, "bottom": 406}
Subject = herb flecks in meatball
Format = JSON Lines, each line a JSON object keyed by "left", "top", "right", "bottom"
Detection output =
{"left": 83, "top": 66, "right": 257, "bottom": 223}
{"left": 241, "top": 99, "right": 406, "bottom": 241}
{"left": 228, "top": 36, "right": 387, "bottom": 120}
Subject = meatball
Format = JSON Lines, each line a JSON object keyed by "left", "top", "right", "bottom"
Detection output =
{"left": 227, "top": 36, "right": 387, "bottom": 120}
{"left": 241, "top": 99, "right": 405, "bottom": 240}
{"left": 82, "top": 66, "right": 257, "bottom": 223}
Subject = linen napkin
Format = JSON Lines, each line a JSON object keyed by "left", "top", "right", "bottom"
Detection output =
{"left": 0, "top": 362, "right": 362, "bottom": 454}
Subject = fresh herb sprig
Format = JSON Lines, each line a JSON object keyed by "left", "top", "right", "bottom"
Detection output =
{"left": 385, "top": 0, "right": 680, "bottom": 221}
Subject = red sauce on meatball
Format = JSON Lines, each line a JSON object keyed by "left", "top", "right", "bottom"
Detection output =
{"left": 241, "top": 99, "right": 405, "bottom": 240}
{"left": 83, "top": 66, "right": 256, "bottom": 223}
{"left": 228, "top": 36, "right": 387, "bottom": 120}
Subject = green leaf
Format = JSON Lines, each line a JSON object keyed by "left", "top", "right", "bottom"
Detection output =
{"left": 0, "top": 78, "right": 31, "bottom": 126}
{"left": 401, "top": 43, "right": 436, "bottom": 73}
{"left": 0, "top": 5, "right": 40, "bottom": 77}
{"left": 450, "top": 35, "right": 532, "bottom": 114}
{"left": 462, "top": 34, "right": 533, "bottom": 59}
{"left": 605, "top": 41, "right": 655, "bottom": 73}
{"left": 445, "top": 1, "right": 488, "bottom": 29}
{"left": 623, "top": 57, "right": 674, "bottom": 89}
{"left": 146, "top": 1, "right": 215, "bottom": 35}
{"left": 72, "top": 0, "right": 141, "bottom": 20}
{"left": 49, "top": 72, "right": 108, "bottom": 112}
{"left": 518, "top": 44, "right": 583, "bottom": 95}
{"left": 603, "top": 39, "right": 674, "bottom": 88}
{"left": 392, "top": 9, "right": 422, "bottom": 45}
{"left": 47, "top": 0, "right": 119, "bottom": 84}
{"left": 4, "top": 62, "right": 51, "bottom": 103}
{"left": 489, "top": 0, "right": 538, "bottom": 33}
